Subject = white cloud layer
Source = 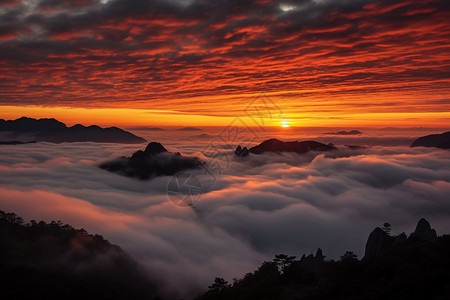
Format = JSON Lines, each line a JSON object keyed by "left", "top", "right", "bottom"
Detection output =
{"left": 0, "top": 139, "right": 449, "bottom": 298}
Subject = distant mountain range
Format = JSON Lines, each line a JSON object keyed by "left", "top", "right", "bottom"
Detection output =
{"left": 411, "top": 131, "right": 450, "bottom": 149}
{"left": 325, "top": 130, "right": 362, "bottom": 135}
{"left": 0, "top": 117, "right": 146, "bottom": 144}
{"left": 177, "top": 126, "right": 203, "bottom": 131}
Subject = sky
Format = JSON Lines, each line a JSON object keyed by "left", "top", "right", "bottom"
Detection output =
{"left": 1, "top": 0, "right": 449, "bottom": 127}
{"left": 1, "top": 2, "right": 449, "bottom": 298}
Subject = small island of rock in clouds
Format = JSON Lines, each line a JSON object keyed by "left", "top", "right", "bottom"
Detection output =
{"left": 1, "top": 0, "right": 450, "bottom": 299}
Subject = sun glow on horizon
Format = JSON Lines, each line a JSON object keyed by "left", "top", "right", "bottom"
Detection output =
{"left": 1, "top": 105, "right": 449, "bottom": 128}
{"left": 281, "top": 120, "right": 291, "bottom": 128}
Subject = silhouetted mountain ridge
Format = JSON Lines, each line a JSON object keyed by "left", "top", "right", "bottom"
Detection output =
{"left": 0, "top": 210, "right": 160, "bottom": 299}
{"left": 410, "top": 131, "right": 450, "bottom": 149}
{"left": 196, "top": 218, "right": 450, "bottom": 300}
{"left": 0, "top": 117, "right": 146, "bottom": 144}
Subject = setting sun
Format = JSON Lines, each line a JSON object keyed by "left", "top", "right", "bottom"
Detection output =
{"left": 281, "top": 120, "right": 290, "bottom": 128}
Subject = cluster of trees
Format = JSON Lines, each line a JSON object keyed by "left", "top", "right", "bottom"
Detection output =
{"left": 197, "top": 230, "right": 450, "bottom": 300}
{"left": 0, "top": 210, "right": 160, "bottom": 300}
{"left": 1, "top": 210, "right": 87, "bottom": 233}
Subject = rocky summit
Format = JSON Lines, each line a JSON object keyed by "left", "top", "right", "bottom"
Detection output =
{"left": 364, "top": 218, "right": 438, "bottom": 259}
{"left": 409, "top": 218, "right": 437, "bottom": 242}
{"left": 100, "top": 142, "right": 200, "bottom": 180}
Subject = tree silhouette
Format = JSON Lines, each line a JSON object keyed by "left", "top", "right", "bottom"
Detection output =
{"left": 340, "top": 251, "right": 358, "bottom": 261}
{"left": 273, "top": 254, "right": 296, "bottom": 273}
{"left": 208, "top": 277, "right": 230, "bottom": 292}
{"left": 382, "top": 223, "right": 391, "bottom": 235}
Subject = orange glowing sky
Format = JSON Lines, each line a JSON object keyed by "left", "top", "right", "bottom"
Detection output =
{"left": 0, "top": 0, "right": 449, "bottom": 127}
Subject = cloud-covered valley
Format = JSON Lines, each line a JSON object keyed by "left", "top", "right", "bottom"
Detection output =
{"left": 0, "top": 139, "right": 449, "bottom": 298}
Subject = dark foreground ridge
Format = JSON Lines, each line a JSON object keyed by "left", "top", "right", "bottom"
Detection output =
{"left": 0, "top": 117, "right": 146, "bottom": 144}
{"left": 0, "top": 210, "right": 161, "bottom": 300}
{"left": 235, "top": 138, "right": 337, "bottom": 157}
{"left": 100, "top": 142, "right": 201, "bottom": 179}
{"left": 196, "top": 218, "right": 450, "bottom": 300}
{"left": 410, "top": 131, "right": 450, "bottom": 149}
{"left": 2, "top": 210, "right": 449, "bottom": 300}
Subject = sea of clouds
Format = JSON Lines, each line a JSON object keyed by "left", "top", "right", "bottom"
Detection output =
{"left": 0, "top": 136, "right": 449, "bottom": 298}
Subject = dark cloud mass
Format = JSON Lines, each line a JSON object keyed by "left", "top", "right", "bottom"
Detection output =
{"left": 0, "top": 0, "right": 448, "bottom": 114}
{"left": 0, "top": 136, "right": 449, "bottom": 298}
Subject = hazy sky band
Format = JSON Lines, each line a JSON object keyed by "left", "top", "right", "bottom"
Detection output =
{"left": 0, "top": 0, "right": 449, "bottom": 125}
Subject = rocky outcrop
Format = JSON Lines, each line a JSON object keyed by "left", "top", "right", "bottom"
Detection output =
{"left": 299, "top": 248, "right": 325, "bottom": 272}
{"left": 144, "top": 141, "right": 168, "bottom": 155}
{"left": 409, "top": 218, "right": 437, "bottom": 242}
{"left": 364, "top": 218, "right": 438, "bottom": 259}
{"left": 394, "top": 232, "right": 407, "bottom": 244}
{"left": 100, "top": 142, "right": 201, "bottom": 180}
{"left": 364, "top": 227, "right": 393, "bottom": 259}
{"left": 410, "top": 131, "right": 450, "bottom": 149}
{"left": 235, "top": 145, "right": 249, "bottom": 157}
{"left": 235, "top": 138, "right": 336, "bottom": 156}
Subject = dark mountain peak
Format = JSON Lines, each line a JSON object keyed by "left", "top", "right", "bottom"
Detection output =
{"left": 365, "top": 218, "right": 438, "bottom": 259}
{"left": 410, "top": 131, "right": 450, "bottom": 149}
{"left": 101, "top": 142, "right": 200, "bottom": 180}
{"left": 417, "top": 218, "right": 432, "bottom": 229}
{"left": 299, "top": 248, "right": 325, "bottom": 272}
{"left": 409, "top": 218, "right": 437, "bottom": 242}
{"left": 248, "top": 138, "right": 337, "bottom": 155}
{"left": 235, "top": 145, "right": 249, "bottom": 157}
{"left": 364, "top": 227, "right": 391, "bottom": 259}
{"left": 315, "top": 248, "right": 325, "bottom": 259}
{"left": 144, "top": 142, "right": 168, "bottom": 155}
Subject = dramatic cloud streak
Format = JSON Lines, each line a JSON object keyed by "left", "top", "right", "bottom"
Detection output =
{"left": 0, "top": 0, "right": 449, "bottom": 123}
{"left": 0, "top": 139, "right": 449, "bottom": 298}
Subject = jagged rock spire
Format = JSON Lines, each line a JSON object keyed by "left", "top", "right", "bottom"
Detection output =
{"left": 409, "top": 218, "right": 437, "bottom": 242}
